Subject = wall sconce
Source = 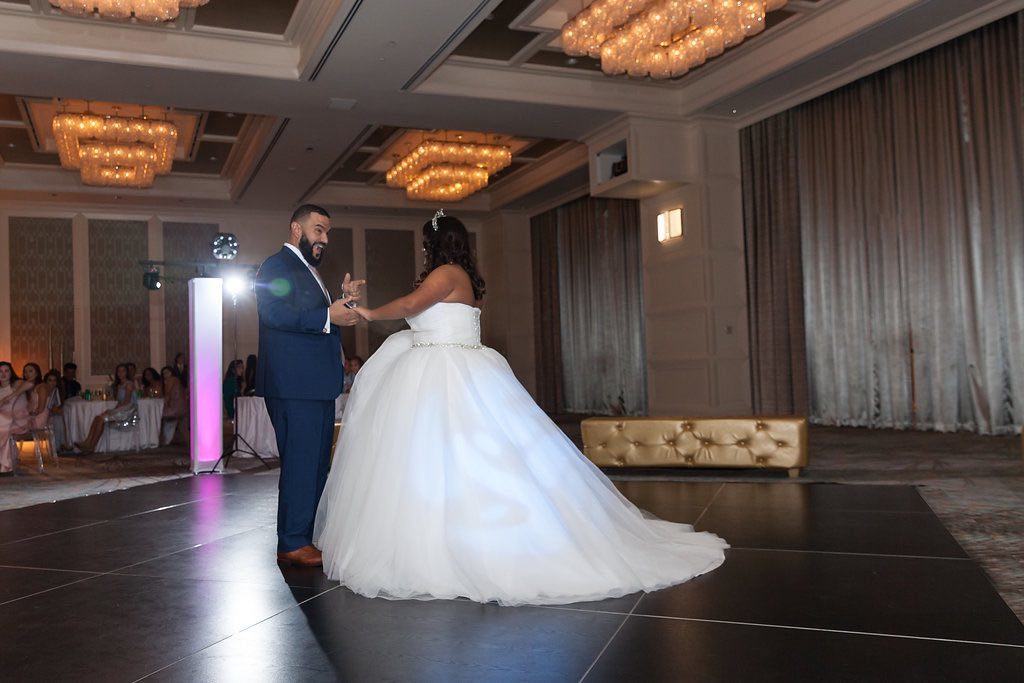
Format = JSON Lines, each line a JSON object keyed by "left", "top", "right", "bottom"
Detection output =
{"left": 657, "top": 207, "right": 683, "bottom": 243}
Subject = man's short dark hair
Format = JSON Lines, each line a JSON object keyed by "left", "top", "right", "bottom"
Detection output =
{"left": 63, "top": 362, "right": 77, "bottom": 371}
{"left": 291, "top": 204, "right": 330, "bottom": 225}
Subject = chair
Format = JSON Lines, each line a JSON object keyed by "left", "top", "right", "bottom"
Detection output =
{"left": 98, "top": 406, "right": 141, "bottom": 453}
{"left": 12, "top": 425, "right": 59, "bottom": 472}
{"left": 160, "top": 413, "right": 188, "bottom": 446}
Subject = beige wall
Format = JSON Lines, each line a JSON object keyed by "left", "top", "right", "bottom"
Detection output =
{"left": 478, "top": 210, "right": 536, "bottom": 396}
{"left": 478, "top": 121, "right": 752, "bottom": 415}
{"left": 639, "top": 123, "right": 751, "bottom": 415}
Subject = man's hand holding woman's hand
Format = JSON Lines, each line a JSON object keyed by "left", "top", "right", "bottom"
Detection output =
{"left": 329, "top": 293, "right": 361, "bottom": 326}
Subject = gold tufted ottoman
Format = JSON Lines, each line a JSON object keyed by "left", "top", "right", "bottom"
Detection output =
{"left": 581, "top": 416, "right": 808, "bottom": 477}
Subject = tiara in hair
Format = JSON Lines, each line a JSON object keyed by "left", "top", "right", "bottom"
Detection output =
{"left": 431, "top": 208, "right": 445, "bottom": 231}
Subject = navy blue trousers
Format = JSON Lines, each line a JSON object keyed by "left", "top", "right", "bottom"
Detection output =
{"left": 264, "top": 397, "right": 335, "bottom": 552}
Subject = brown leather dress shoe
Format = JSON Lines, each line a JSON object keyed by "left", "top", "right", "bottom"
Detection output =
{"left": 276, "top": 544, "right": 323, "bottom": 567}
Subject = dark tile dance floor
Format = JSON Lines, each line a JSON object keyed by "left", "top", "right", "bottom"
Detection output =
{"left": 1, "top": 474, "right": 1022, "bottom": 681}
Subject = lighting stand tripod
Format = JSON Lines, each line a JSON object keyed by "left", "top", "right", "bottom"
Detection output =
{"left": 203, "top": 284, "right": 273, "bottom": 474}
{"left": 204, "top": 392, "right": 272, "bottom": 473}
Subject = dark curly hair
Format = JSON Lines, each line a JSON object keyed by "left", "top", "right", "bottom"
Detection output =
{"left": 415, "top": 214, "right": 486, "bottom": 301}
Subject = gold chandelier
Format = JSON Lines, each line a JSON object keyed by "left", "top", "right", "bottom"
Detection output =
{"left": 49, "top": 0, "right": 209, "bottom": 22}
{"left": 562, "top": 0, "right": 788, "bottom": 79}
{"left": 386, "top": 140, "right": 512, "bottom": 202}
{"left": 52, "top": 110, "right": 178, "bottom": 188}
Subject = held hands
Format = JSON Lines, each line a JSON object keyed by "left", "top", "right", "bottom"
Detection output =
{"left": 329, "top": 294, "right": 361, "bottom": 326}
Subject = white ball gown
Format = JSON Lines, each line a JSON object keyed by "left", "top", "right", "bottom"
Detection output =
{"left": 313, "top": 302, "right": 727, "bottom": 606}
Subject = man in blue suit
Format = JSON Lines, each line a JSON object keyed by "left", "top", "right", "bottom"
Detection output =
{"left": 255, "top": 204, "right": 362, "bottom": 567}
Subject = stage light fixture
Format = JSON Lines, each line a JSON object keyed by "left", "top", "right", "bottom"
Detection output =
{"left": 211, "top": 233, "right": 239, "bottom": 260}
{"left": 224, "top": 274, "right": 246, "bottom": 297}
{"left": 143, "top": 268, "right": 162, "bottom": 290}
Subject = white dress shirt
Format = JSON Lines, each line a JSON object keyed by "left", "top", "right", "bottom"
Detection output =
{"left": 283, "top": 242, "right": 331, "bottom": 333}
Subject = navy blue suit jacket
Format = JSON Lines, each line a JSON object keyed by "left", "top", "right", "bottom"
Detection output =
{"left": 254, "top": 246, "right": 344, "bottom": 401}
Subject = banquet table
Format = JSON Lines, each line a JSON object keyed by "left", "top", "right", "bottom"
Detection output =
{"left": 62, "top": 397, "right": 164, "bottom": 453}
{"left": 235, "top": 395, "right": 346, "bottom": 459}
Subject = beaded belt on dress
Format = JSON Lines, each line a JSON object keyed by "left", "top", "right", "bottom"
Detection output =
{"left": 411, "top": 342, "right": 485, "bottom": 349}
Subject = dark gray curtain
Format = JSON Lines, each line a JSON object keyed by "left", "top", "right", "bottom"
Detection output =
{"left": 742, "top": 11, "right": 1024, "bottom": 434}
{"left": 531, "top": 196, "right": 647, "bottom": 415}
{"left": 741, "top": 111, "right": 809, "bottom": 416}
{"left": 531, "top": 210, "right": 564, "bottom": 413}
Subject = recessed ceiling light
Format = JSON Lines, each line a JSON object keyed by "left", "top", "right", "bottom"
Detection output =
{"left": 225, "top": 112, "right": 235, "bottom": 118}
{"left": 731, "top": 109, "right": 738, "bottom": 114}
{"left": 7, "top": 142, "right": 14, "bottom": 148}
{"left": 209, "top": 156, "right": 217, "bottom": 161}
{"left": 566, "top": 57, "right": 578, "bottom": 65}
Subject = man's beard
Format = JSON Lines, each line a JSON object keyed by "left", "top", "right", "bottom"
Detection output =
{"left": 299, "top": 234, "right": 325, "bottom": 266}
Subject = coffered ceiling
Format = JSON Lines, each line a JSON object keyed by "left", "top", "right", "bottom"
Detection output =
{"left": 0, "top": 0, "right": 1019, "bottom": 213}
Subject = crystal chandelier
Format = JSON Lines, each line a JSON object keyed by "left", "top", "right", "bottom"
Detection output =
{"left": 49, "top": 0, "right": 209, "bottom": 23}
{"left": 562, "top": 0, "right": 788, "bottom": 79}
{"left": 52, "top": 110, "right": 178, "bottom": 188}
{"left": 386, "top": 140, "right": 512, "bottom": 202}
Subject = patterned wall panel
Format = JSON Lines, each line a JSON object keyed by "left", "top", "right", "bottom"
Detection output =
{"left": 89, "top": 219, "right": 150, "bottom": 375}
{"left": 162, "top": 222, "right": 219, "bottom": 369}
{"left": 8, "top": 217, "right": 74, "bottom": 373}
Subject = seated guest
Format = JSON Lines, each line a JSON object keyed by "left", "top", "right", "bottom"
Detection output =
{"left": 60, "top": 362, "right": 81, "bottom": 400}
{"left": 126, "top": 362, "right": 138, "bottom": 384}
{"left": 24, "top": 366, "right": 61, "bottom": 459}
{"left": 161, "top": 366, "right": 188, "bottom": 445}
{"left": 242, "top": 354, "right": 258, "bottom": 396}
{"left": 140, "top": 367, "right": 163, "bottom": 397}
{"left": 41, "top": 370, "right": 68, "bottom": 451}
{"left": 223, "top": 359, "right": 243, "bottom": 419}
{"left": 24, "top": 364, "right": 55, "bottom": 431}
{"left": 0, "top": 361, "right": 32, "bottom": 475}
{"left": 75, "top": 363, "right": 138, "bottom": 454}
{"left": 343, "top": 355, "right": 363, "bottom": 393}
{"left": 173, "top": 352, "right": 188, "bottom": 389}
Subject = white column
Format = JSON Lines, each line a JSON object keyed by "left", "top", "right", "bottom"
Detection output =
{"left": 353, "top": 225, "right": 368, "bottom": 360}
{"left": 71, "top": 214, "right": 90, "bottom": 378}
{"left": 148, "top": 215, "right": 166, "bottom": 370}
{"left": 189, "top": 277, "right": 224, "bottom": 473}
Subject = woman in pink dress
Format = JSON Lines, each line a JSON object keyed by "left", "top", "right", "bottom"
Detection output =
{"left": 0, "top": 361, "right": 33, "bottom": 475}
{"left": 24, "top": 363, "right": 55, "bottom": 431}
{"left": 160, "top": 365, "right": 188, "bottom": 445}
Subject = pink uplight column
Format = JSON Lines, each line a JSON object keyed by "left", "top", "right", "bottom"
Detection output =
{"left": 189, "top": 278, "right": 224, "bottom": 474}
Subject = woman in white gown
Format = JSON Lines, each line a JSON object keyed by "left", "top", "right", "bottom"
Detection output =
{"left": 313, "top": 212, "right": 727, "bottom": 606}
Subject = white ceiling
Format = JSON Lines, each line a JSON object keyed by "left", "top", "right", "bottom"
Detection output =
{"left": 0, "top": 0, "right": 1020, "bottom": 213}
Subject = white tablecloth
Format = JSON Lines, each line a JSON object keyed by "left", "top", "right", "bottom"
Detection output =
{"left": 63, "top": 397, "right": 164, "bottom": 453}
{"left": 235, "top": 395, "right": 346, "bottom": 459}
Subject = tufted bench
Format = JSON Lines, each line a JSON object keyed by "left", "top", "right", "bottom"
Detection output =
{"left": 580, "top": 416, "right": 808, "bottom": 477}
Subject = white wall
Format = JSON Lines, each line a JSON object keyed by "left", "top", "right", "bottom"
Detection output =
{"left": 640, "top": 122, "right": 751, "bottom": 415}
{"left": 479, "top": 121, "right": 753, "bottom": 416}
{"left": 478, "top": 210, "right": 536, "bottom": 396}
